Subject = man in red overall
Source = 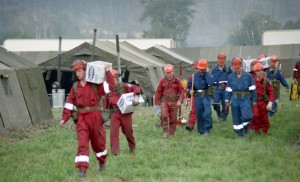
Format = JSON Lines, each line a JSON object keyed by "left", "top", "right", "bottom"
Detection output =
{"left": 60, "top": 60, "right": 116, "bottom": 177}
{"left": 154, "top": 64, "right": 184, "bottom": 138}
{"left": 250, "top": 63, "right": 275, "bottom": 134}
{"left": 105, "top": 69, "right": 141, "bottom": 155}
{"left": 185, "top": 62, "right": 198, "bottom": 131}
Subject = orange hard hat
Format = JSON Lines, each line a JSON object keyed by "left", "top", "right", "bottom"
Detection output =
{"left": 270, "top": 55, "right": 278, "bottom": 63}
{"left": 258, "top": 54, "right": 266, "bottom": 59}
{"left": 232, "top": 57, "right": 242, "bottom": 69}
{"left": 72, "top": 60, "right": 87, "bottom": 71}
{"left": 218, "top": 53, "right": 226, "bottom": 61}
{"left": 197, "top": 59, "right": 208, "bottom": 69}
{"left": 164, "top": 64, "right": 174, "bottom": 73}
{"left": 110, "top": 69, "right": 120, "bottom": 77}
{"left": 253, "top": 62, "right": 264, "bottom": 71}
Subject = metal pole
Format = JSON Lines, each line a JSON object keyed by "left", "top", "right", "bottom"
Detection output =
{"left": 91, "top": 29, "right": 97, "bottom": 62}
{"left": 116, "top": 34, "right": 122, "bottom": 82}
{"left": 57, "top": 36, "right": 62, "bottom": 88}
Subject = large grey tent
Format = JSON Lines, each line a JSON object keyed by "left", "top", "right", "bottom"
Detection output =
{"left": 0, "top": 47, "right": 53, "bottom": 129}
{"left": 146, "top": 45, "right": 194, "bottom": 79}
{"left": 40, "top": 41, "right": 165, "bottom": 97}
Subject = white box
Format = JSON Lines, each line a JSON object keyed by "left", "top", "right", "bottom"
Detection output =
{"left": 117, "top": 92, "right": 144, "bottom": 114}
{"left": 85, "top": 61, "right": 112, "bottom": 84}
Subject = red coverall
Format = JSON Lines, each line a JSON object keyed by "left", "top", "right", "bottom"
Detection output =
{"left": 293, "top": 61, "right": 300, "bottom": 86}
{"left": 250, "top": 78, "right": 275, "bottom": 134}
{"left": 105, "top": 83, "right": 141, "bottom": 155}
{"left": 154, "top": 76, "right": 184, "bottom": 135}
{"left": 186, "top": 74, "right": 196, "bottom": 128}
{"left": 61, "top": 70, "right": 115, "bottom": 172}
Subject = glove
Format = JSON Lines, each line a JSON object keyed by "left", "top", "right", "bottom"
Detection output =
{"left": 266, "top": 102, "right": 272, "bottom": 111}
{"left": 133, "top": 95, "right": 140, "bottom": 106}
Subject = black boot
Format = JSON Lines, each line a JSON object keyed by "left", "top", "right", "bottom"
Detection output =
{"left": 99, "top": 164, "right": 106, "bottom": 172}
{"left": 78, "top": 171, "right": 86, "bottom": 177}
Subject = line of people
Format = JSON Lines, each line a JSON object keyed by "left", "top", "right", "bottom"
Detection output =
{"left": 154, "top": 53, "right": 290, "bottom": 139}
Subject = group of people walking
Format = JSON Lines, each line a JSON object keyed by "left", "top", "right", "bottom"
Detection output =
{"left": 59, "top": 53, "right": 295, "bottom": 177}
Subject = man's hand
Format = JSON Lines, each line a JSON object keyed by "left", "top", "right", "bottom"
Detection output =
{"left": 105, "top": 64, "right": 111, "bottom": 71}
{"left": 266, "top": 102, "right": 273, "bottom": 111}
{"left": 133, "top": 95, "right": 140, "bottom": 106}
{"left": 225, "top": 102, "right": 231, "bottom": 112}
{"left": 60, "top": 120, "right": 65, "bottom": 127}
{"left": 252, "top": 102, "right": 257, "bottom": 107}
{"left": 176, "top": 101, "right": 182, "bottom": 106}
{"left": 189, "top": 90, "right": 194, "bottom": 96}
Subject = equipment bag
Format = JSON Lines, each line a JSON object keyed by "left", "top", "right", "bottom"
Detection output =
{"left": 290, "top": 81, "right": 299, "bottom": 101}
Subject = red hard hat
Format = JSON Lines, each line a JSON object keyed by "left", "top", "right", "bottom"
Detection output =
{"left": 197, "top": 59, "right": 208, "bottom": 69}
{"left": 232, "top": 57, "right": 242, "bottom": 69}
{"left": 218, "top": 53, "right": 226, "bottom": 61}
{"left": 253, "top": 62, "right": 264, "bottom": 71}
{"left": 270, "top": 55, "right": 278, "bottom": 63}
{"left": 250, "top": 60, "right": 259, "bottom": 67}
{"left": 164, "top": 64, "right": 174, "bottom": 73}
{"left": 258, "top": 54, "right": 266, "bottom": 59}
{"left": 72, "top": 60, "right": 87, "bottom": 71}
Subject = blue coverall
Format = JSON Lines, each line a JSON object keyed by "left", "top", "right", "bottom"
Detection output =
{"left": 188, "top": 71, "right": 215, "bottom": 134}
{"left": 266, "top": 68, "right": 289, "bottom": 116}
{"left": 225, "top": 70, "right": 257, "bottom": 137}
{"left": 211, "top": 64, "right": 232, "bottom": 122}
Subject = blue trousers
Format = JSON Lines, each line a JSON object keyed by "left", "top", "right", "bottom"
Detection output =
{"left": 195, "top": 95, "right": 213, "bottom": 133}
{"left": 213, "top": 89, "right": 228, "bottom": 121}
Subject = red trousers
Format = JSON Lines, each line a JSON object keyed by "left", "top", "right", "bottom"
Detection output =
{"left": 110, "top": 112, "right": 135, "bottom": 155}
{"left": 250, "top": 101, "right": 270, "bottom": 134}
{"left": 187, "top": 97, "right": 197, "bottom": 128}
{"left": 160, "top": 101, "right": 178, "bottom": 135}
{"left": 75, "top": 111, "right": 107, "bottom": 172}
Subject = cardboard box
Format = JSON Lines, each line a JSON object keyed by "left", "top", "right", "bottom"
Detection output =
{"left": 85, "top": 61, "right": 112, "bottom": 84}
{"left": 117, "top": 92, "right": 144, "bottom": 114}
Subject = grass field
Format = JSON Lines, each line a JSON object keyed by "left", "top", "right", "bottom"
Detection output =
{"left": 0, "top": 81, "right": 300, "bottom": 182}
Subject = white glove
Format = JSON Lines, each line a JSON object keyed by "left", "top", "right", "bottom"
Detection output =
{"left": 266, "top": 102, "right": 273, "bottom": 111}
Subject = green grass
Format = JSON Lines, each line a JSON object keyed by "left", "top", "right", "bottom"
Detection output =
{"left": 1, "top": 79, "right": 300, "bottom": 182}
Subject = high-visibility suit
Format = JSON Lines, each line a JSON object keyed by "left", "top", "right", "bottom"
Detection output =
{"left": 105, "top": 82, "right": 141, "bottom": 155}
{"left": 211, "top": 64, "right": 232, "bottom": 122}
{"left": 187, "top": 71, "right": 215, "bottom": 134}
{"left": 186, "top": 74, "right": 197, "bottom": 128}
{"left": 249, "top": 78, "right": 275, "bottom": 134}
{"left": 61, "top": 70, "right": 115, "bottom": 173}
{"left": 154, "top": 76, "right": 184, "bottom": 135}
{"left": 293, "top": 61, "right": 300, "bottom": 88}
{"left": 266, "top": 68, "right": 289, "bottom": 116}
{"left": 225, "top": 71, "right": 257, "bottom": 137}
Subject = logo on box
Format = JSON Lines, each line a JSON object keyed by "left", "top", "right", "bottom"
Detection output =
{"left": 88, "top": 66, "right": 95, "bottom": 80}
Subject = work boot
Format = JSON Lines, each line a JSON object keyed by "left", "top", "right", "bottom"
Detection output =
{"left": 185, "top": 126, "right": 193, "bottom": 132}
{"left": 99, "top": 164, "right": 106, "bottom": 172}
{"left": 162, "top": 132, "right": 168, "bottom": 138}
{"left": 130, "top": 147, "right": 135, "bottom": 154}
{"left": 78, "top": 171, "right": 86, "bottom": 177}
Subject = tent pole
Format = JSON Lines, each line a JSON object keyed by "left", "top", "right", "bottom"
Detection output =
{"left": 116, "top": 34, "right": 122, "bottom": 82}
{"left": 57, "top": 36, "right": 62, "bottom": 88}
{"left": 91, "top": 29, "right": 97, "bottom": 62}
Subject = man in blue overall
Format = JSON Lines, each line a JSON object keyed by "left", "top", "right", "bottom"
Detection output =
{"left": 211, "top": 53, "right": 232, "bottom": 122}
{"left": 188, "top": 59, "right": 215, "bottom": 136}
{"left": 265, "top": 55, "right": 289, "bottom": 116}
{"left": 225, "top": 57, "right": 257, "bottom": 138}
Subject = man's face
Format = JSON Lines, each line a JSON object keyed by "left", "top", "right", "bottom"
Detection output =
{"left": 199, "top": 69, "right": 206, "bottom": 74}
{"left": 193, "top": 67, "right": 198, "bottom": 73}
{"left": 255, "top": 70, "right": 264, "bottom": 79}
{"left": 76, "top": 69, "right": 86, "bottom": 80}
{"left": 218, "top": 59, "right": 225, "bottom": 66}
{"left": 233, "top": 66, "right": 241, "bottom": 73}
{"left": 166, "top": 72, "right": 174, "bottom": 80}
